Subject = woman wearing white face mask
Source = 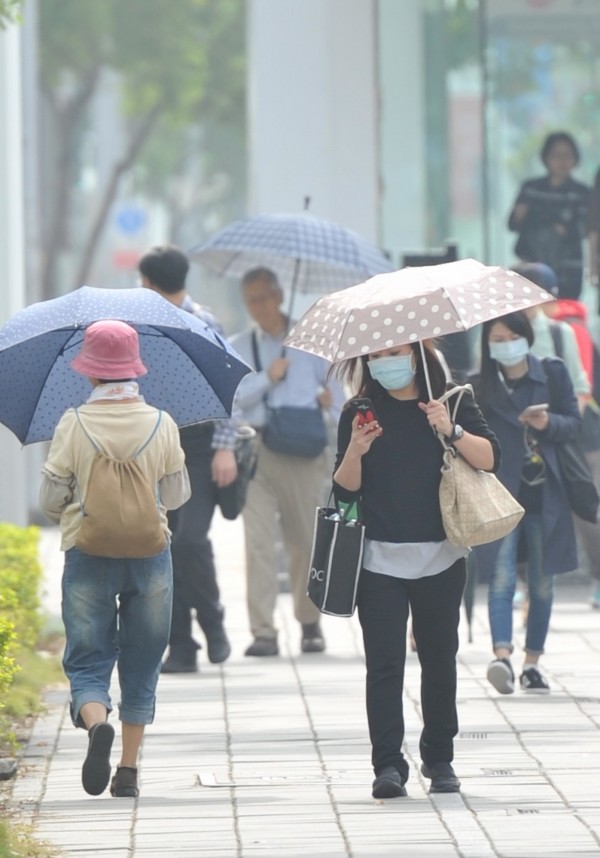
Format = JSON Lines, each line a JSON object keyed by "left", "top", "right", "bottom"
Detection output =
{"left": 475, "top": 311, "right": 580, "bottom": 697}
{"left": 333, "top": 341, "right": 499, "bottom": 799}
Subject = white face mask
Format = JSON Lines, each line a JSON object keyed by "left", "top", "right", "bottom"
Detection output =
{"left": 489, "top": 337, "right": 530, "bottom": 367}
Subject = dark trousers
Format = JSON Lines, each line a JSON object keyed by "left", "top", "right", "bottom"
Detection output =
{"left": 357, "top": 560, "right": 466, "bottom": 780}
{"left": 167, "top": 427, "right": 224, "bottom": 656}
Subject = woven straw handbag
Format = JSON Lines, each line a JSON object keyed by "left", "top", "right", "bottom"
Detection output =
{"left": 437, "top": 386, "right": 524, "bottom": 548}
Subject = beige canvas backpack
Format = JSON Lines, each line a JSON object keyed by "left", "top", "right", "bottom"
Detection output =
{"left": 73, "top": 409, "right": 167, "bottom": 558}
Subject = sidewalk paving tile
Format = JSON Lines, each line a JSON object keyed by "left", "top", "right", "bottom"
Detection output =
{"left": 4, "top": 520, "right": 600, "bottom": 857}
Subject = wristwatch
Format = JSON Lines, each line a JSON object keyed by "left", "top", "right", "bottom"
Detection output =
{"left": 445, "top": 423, "right": 464, "bottom": 444}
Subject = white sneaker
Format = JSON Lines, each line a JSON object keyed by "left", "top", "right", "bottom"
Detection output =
{"left": 487, "top": 658, "right": 515, "bottom": 694}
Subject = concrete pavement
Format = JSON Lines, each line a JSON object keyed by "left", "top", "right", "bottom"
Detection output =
{"left": 6, "top": 515, "right": 600, "bottom": 857}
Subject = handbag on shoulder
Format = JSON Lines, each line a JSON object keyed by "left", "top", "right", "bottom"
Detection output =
{"left": 251, "top": 330, "right": 328, "bottom": 458}
{"left": 437, "top": 386, "right": 525, "bottom": 548}
{"left": 306, "top": 500, "right": 364, "bottom": 617}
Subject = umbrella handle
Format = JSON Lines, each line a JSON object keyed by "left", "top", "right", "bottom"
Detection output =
{"left": 419, "top": 340, "right": 434, "bottom": 401}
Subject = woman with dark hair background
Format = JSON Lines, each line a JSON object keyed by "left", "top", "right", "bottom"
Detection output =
{"left": 508, "top": 131, "right": 590, "bottom": 300}
{"left": 474, "top": 311, "right": 580, "bottom": 696}
{"left": 332, "top": 340, "right": 499, "bottom": 799}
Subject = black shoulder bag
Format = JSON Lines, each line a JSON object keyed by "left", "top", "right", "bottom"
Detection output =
{"left": 543, "top": 359, "right": 599, "bottom": 523}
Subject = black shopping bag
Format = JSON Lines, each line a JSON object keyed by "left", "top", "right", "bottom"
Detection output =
{"left": 306, "top": 507, "right": 365, "bottom": 617}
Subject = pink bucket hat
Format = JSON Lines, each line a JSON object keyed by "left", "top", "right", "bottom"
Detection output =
{"left": 71, "top": 320, "right": 148, "bottom": 379}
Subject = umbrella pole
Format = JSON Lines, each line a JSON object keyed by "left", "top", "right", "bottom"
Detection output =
{"left": 419, "top": 340, "right": 434, "bottom": 401}
{"left": 286, "top": 257, "right": 301, "bottom": 326}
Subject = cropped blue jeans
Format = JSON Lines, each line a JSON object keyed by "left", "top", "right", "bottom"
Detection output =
{"left": 487, "top": 513, "right": 554, "bottom": 656}
{"left": 61, "top": 546, "right": 172, "bottom": 728}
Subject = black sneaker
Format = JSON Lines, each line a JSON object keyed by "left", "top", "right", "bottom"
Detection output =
{"left": 421, "top": 761, "right": 461, "bottom": 793}
{"left": 82, "top": 722, "right": 114, "bottom": 796}
{"left": 486, "top": 657, "right": 515, "bottom": 694}
{"left": 519, "top": 666, "right": 550, "bottom": 694}
{"left": 372, "top": 766, "right": 407, "bottom": 799}
{"left": 301, "top": 623, "right": 325, "bottom": 654}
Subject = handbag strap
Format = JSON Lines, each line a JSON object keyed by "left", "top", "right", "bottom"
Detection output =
{"left": 435, "top": 384, "right": 474, "bottom": 452}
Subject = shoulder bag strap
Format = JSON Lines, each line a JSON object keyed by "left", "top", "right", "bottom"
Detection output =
{"left": 436, "top": 384, "right": 474, "bottom": 450}
{"left": 73, "top": 408, "right": 104, "bottom": 454}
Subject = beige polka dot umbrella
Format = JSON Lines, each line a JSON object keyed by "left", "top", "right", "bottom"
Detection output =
{"left": 284, "top": 258, "right": 554, "bottom": 364}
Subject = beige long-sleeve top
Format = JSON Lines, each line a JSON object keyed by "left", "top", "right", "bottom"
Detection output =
{"left": 40, "top": 401, "right": 191, "bottom": 551}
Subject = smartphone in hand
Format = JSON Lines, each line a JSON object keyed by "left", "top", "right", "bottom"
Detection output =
{"left": 350, "top": 397, "right": 379, "bottom": 428}
{"left": 520, "top": 403, "right": 549, "bottom": 419}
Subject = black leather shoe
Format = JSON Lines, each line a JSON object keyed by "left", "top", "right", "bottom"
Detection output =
{"left": 421, "top": 761, "right": 461, "bottom": 793}
{"left": 372, "top": 766, "right": 407, "bottom": 799}
{"left": 301, "top": 623, "right": 325, "bottom": 653}
{"left": 244, "top": 636, "right": 279, "bottom": 657}
{"left": 206, "top": 629, "right": 232, "bottom": 664}
{"left": 160, "top": 653, "right": 198, "bottom": 674}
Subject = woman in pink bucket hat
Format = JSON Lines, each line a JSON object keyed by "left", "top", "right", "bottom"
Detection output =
{"left": 40, "top": 319, "right": 191, "bottom": 798}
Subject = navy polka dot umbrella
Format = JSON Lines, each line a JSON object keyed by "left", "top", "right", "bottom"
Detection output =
{"left": 0, "top": 286, "right": 252, "bottom": 445}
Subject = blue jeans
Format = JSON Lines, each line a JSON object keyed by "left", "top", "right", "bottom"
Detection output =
{"left": 61, "top": 547, "right": 172, "bottom": 728}
{"left": 487, "top": 514, "right": 554, "bottom": 656}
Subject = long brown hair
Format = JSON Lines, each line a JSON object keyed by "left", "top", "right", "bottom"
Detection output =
{"left": 331, "top": 340, "right": 448, "bottom": 401}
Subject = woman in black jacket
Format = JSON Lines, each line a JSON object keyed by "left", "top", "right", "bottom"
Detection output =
{"left": 333, "top": 340, "right": 499, "bottom": 800}
{"left": 475, "top": 311, "right": 580, "bottom": 697}
{"left": 508, "top": 131, "right": 590, "bottom": 300}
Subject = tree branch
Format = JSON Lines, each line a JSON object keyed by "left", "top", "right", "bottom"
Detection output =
{"left": 72, "top": 101, "right": 164, "bottom": 289}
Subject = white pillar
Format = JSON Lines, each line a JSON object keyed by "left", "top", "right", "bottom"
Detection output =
{"left": 0, "top": 19, "right": 29, "bottom": 526}
{"left": 247, "top": 0, "right": 380, "bottom": 243}
{"left": 377, "top": 0, "right": 427, "bottom": 265}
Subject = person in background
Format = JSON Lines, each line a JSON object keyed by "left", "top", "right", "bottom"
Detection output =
{"left": 508, "top": 131, "right": 590, "bottom": 300}
{"left": 510, "top": 262, "right": 590, "bottom": 612}
{"left": 588, "top": 166, "right": 600, "bottom": 305}
{"left": 475, "top": 311, "right": 580, "bottom": 696}
{"left": 139, "top": 245, "right": 236, "bottom": 673}
{"left": 550, "top": 297, "right": 600, "bottom": 609}
{"left": 333, "top": 340, "right": 498, "bottom": 798}
{"left": 40, "top": 321, "right": 190, "bottom": 798}
{"left": 231, "top": 268, "right": 345, "bottom": 657}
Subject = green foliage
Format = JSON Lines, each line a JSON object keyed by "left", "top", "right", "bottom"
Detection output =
{"left": 0, "top": 523, "right": 43, "bottom": 734}
{"left": 0, "top": 524, "right": 42, "bottom": 651}
{"left": 0, "top": 820, "right": 59, "bottom": 858}
{"left": 38, "top": 0, "right": 246, "bottom": 288}
{"left": 0, "top": 618, "right": 17, "bottom": 693}
{"left": 0, "top": 0, "right": 21, "bottom": 30}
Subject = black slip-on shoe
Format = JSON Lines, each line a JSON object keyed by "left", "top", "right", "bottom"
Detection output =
{"left": 160, "top": 653, "right": 198, "bottom": 674}
{"left": 421, "top": 761, "right": 461, "bottom": 793}
{"left": 110, "top": 766, "right": 139, "bottom": 798}
{"left": 206, "top": 629, "right": 232, "bottom": 664}
{"left": 82, "top": 722, "right": 114, "bottom": 796}
{"left": 372, "top": 766, "right": 408, "bottom": 799}
{"left": 301, "top": 623, "right": 326, "bottom": 654}
{"left": 244, "top": 636, "right": 279, "bottom": 657}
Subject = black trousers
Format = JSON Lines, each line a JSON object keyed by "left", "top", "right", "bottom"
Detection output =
{"left": 167, "top": 426, "right": 224, "bottom": 655}
{"left": 357, "top": 559, "right": 466, "bottom": 780}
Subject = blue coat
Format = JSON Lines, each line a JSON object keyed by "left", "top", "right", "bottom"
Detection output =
{"left": 474, "top": 355, "right": 579, "bottom": 577}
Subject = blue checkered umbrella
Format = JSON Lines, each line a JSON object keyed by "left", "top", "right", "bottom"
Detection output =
{"left": 0, "top": 285, "right": 252, "bottom": 445}
{"left": 188, "top": 212, "right": 393, "bottom": 294}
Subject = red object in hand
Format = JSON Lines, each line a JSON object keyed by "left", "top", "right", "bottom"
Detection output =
{"left": 350, "top": 398, "right": 381, "bottom": 431}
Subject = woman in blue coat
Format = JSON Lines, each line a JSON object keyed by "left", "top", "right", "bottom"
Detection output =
{"left": 475, "top": 310, "right": 579, "bottom": 695}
